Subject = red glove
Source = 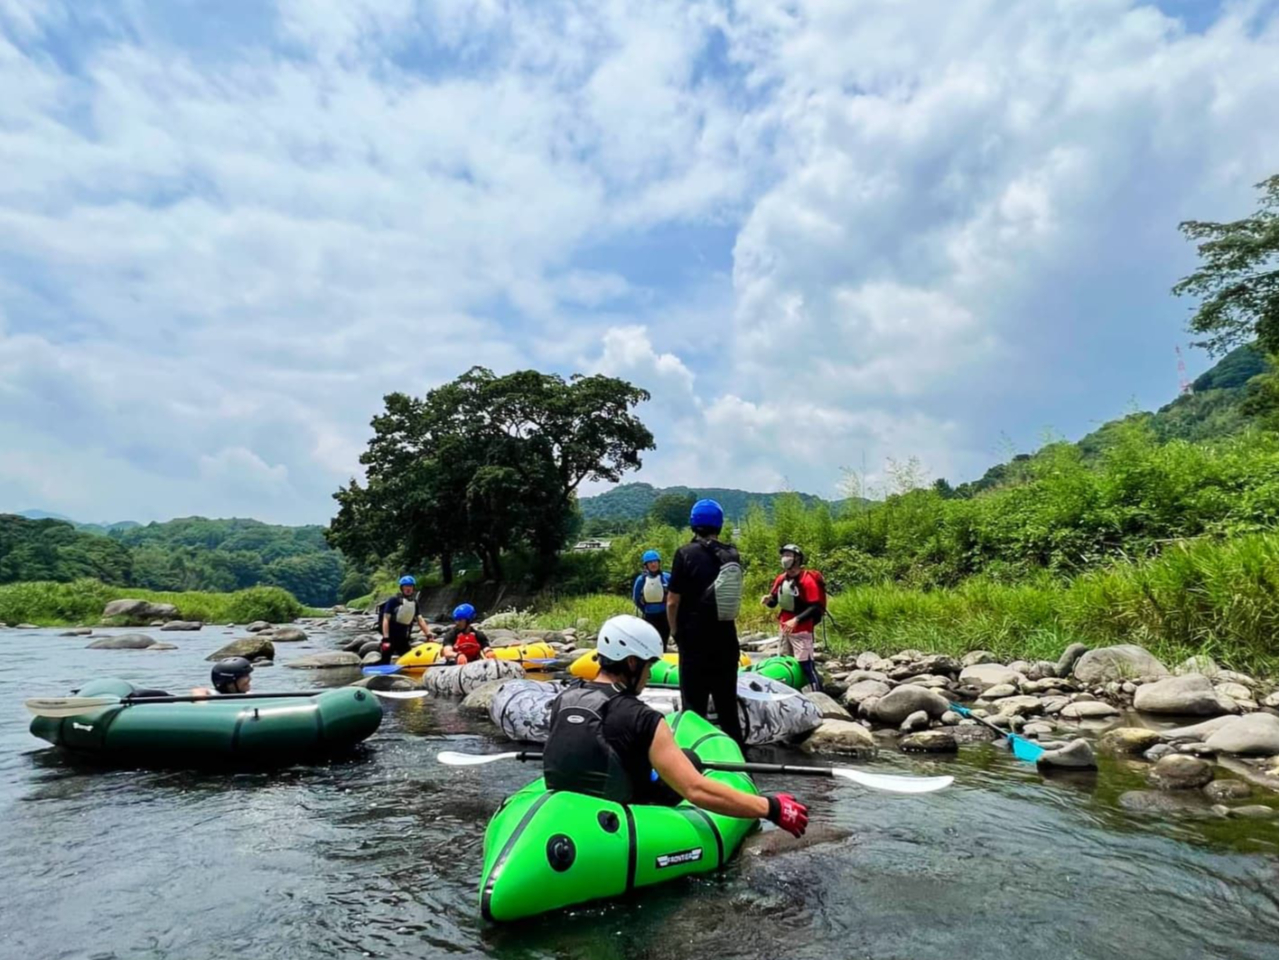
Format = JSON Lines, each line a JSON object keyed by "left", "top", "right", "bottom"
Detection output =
{"left": 766, "top": 794, "right": 808, "bottom": 837}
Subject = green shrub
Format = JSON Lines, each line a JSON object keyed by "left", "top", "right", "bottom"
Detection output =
{"left": 0, "top": 580, "right": 306, "bottom": 626}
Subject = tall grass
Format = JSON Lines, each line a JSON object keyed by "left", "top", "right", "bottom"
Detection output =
{"left": 0, "top": 579, "right": 310, "bottom": 626}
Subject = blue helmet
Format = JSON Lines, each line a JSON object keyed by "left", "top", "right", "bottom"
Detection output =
{"left": 689, "top": 499, "right": 724, "bottom": 530}
{"left": 641, "top": 549, "right": 661, "bottom": 565}
{"left": 399, "top": 575, "right": 416, "bottom": 587}
{"left": 452, "top": 603, "right": 476, "bottom": 621}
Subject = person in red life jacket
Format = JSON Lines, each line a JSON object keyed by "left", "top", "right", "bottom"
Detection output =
{"left": 380, "top": 575, "right": 433, "bottom": 664}
{"left": 542, "top": 614, "right": 808, "bottom": 835}
{"left": 761, "top": 544, "right": 825, "bottom": 691}
{"left": 439, "top": 603, "right": 494, "bottom": 665}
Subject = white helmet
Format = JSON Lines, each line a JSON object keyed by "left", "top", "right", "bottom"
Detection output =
{"left": 596, "top": 615, "right": 664, "bottom": 664}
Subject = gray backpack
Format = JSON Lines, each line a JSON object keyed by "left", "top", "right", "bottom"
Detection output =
{"left": 698, "top": 539, "right": 743, "bottom": 621}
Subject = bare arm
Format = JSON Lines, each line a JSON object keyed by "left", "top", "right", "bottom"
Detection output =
{"left": 666, "top": 591, "right": 680, "bottom": 640}
{"left": 417, "top": 616, "right": 432, "bottom": 639}
{"left": 648, "top": 723, "right": 768, "bottom": 820}
{"left": 381, "top": 613, "right": 391, "bottom": 639}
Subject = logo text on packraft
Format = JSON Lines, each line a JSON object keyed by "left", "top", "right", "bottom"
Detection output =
{"left": 72, "top": 722, "right": 94, "bottom": 732}
{"left": 566, "top": 715, "right": 585, "bottom": 724}
{"left": 655, "top": 847, "right": 703, "bottom": 869}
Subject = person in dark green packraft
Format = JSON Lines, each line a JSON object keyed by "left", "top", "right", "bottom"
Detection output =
{"left": 632, "top": 549, "right": 671, "bottom": 649}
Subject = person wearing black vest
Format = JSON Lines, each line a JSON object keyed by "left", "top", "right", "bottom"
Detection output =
{"left": 665, "top": 498, "right": 746, "bottom": 747}
{"left": 542, "top": 615, "right": 808, "bottom": 835}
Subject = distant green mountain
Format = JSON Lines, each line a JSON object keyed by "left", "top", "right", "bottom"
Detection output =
{"left": 17, "top": 510, "right": 139, "bottom": 534}
{"left": 578, "top": 483, "right": 857, "bottom": 523}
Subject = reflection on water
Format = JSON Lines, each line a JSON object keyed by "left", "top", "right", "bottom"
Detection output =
{"left": 0, "top": 627, "right": 1275, "bottom": 959}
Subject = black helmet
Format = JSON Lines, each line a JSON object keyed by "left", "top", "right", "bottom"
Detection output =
{"left": 211, "top": 656, "right": 254, "bottom": 693}
{"left": 779, "top": 543, "right": 806, "bottom": 565}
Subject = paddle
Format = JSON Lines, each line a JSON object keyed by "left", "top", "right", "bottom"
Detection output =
{"left": 25, "top": 688, "right": 430, "bottom": 718}
{"left": 436, "top": 750, "right": 953, "bottom": 795}
{"left": 371, "top": 657, "right": 558, "bottom": 676}
{"left": 948, "top": 702, "right": 1045, "bottom": 762}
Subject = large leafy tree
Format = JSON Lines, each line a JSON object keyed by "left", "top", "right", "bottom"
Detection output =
{"left": 329, "top": 367, "right": 654, "bottom": 582}
{"left": 648, "top": 491, "right": 697, "bottom": 529}
{"left": 1173, "top": 174, "right": 1278, "bottom": 357}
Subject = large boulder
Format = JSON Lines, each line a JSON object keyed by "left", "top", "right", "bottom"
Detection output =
{"left": 1072, "top": 645, "right": 1169, "bottom": 684}
{"left": 268, "top": 625, "right": 308, "bottom": 643}
{"left": 284, "top": 651, "right": 362, "bottom": 669}
{"left": 87, "top": 634, "right": 157, "bottom": 650}
{"left": 206, "top": 637, "right": 276, "bottom": 662}
{"left": 899, "top": 730, "right": 957, "bottom": 753}
{"left": 870, "top": 686, "right": 949, "bottom": 724}
{"left": 958, "top": 663, "right": 1020, "bottom": 690}
{"left": 1133, "top": 675, "right": 1224, "bottom": 716}
{"left": 246, "top": 621, "right": 272, "bottom": 633}
{"left": 1036, "top": 738, "right": 1097, "bottom": 769}
{"left": 841, "top": 679, "right": 891, "bottom": 707}
{"left": 1148, "top": 754, "right": 1214, "bottom": 790}
{"left": 160, "top": 620, "right": 203, "bottom": 631}
{"left": 800, "top": 720, "right": 877, "bottom": 757}
{"left": 1203, "top": 714, "right": 1280, "bottom": 756}
{"left": 1098, "top": 727, "right": 1163, "bottom": 756}
{"left": 102, "top": 599, "right": 180, "bottom": 624}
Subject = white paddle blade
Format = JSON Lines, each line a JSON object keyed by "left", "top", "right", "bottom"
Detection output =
{"left": 366, "top": 689, "right": 431, "bottom": 700}
{"left": 832, "top": 768, "right": 954, "bottom": 794}
{"left": 436, "top": 750, "right": 522, "bottom": 766}
{"left": 24, "top": 696, "right": 119, "bottom": 718}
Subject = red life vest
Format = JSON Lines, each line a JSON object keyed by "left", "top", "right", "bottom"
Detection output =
{"left": 453, "top": 631, "right": 482, "bottom": 661}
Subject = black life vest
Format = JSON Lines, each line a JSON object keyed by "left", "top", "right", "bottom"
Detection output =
{"left": 543, "top": 682, "right": 633, "bottom": 803}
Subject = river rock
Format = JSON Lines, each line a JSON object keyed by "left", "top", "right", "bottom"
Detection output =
{"left": 87, "top": 634, "right": 157, "bottom": 650}
{"left": 846, "top": 669, "right": 890, "bottom": 684}
{"left": 1036, "top": 738, "right": 1097, "bottom": 769}
{"left": 352, "top": 674, "right": 419, "bottom": 691}
{"left": 1053, "top": 643, "right": 1089, "bottom": 678}
{"left": 1220, "top": 804, "right": 1276, "bottom": 820}
{"left": 460, "top": 679, "right": 510, "bottom": 715}
{"left": 284, "top": 651, "right": 361, "bottom": 669}
{"left": 900, "top": 730, "right": 957, "bottom": 753}
{"left": 59, "top": 628, "right": 94, "bottom": 636}
{"left": 1041, "top": 695, "right": 1071, "bottom": 715}
{"left": 958, "top": 663, "right": 1020, "bottom": 689}
{"left": 1203, "top": 714, "right": 1280, "bottom": 755}
{"left": 994, "top": 695, "right": 1044, "bottom": 717}
{"left": 1149, "top": 754, "right": 1214, "bottom": 790}
{"left": 269, "top": 625, "right": 308, "bottom": 643}
{"left": 206, "top": 637, "right": 275, "bottom": 661}
{"left": 1073, "top": 645, "right": 1169, "bottom": 684}
{"left": 961, "top": 650, "right": 998, "bottom": 667}
{"left": 1118, "top": 790, "right": 1207, "bottom": 815}
{"left": 246, "top": 621, "right": 272, "bottom": 633}
{"left": 1175, "top": 655, "right": 1220, "bottom": 678}
{"left": 1133, "top": 675, "right": 1224, "bottom": 716}
{"left": 361, "top": 651, "right": 383, "bottom": 665}
{"left": 904, "top": 675, "right": 951, "bottom": 689}
{"left": 1099, "top": 727, "right": 1163, "bottom": 755}
{"left": 1263, "top": 691, "right": 1280, "bottom": 709}
{"left": 1203, "top": 779, "right": 1252, "bottom": 802}
{"left": 160, "top": 620, "right": 202, "bottom": 631}
{"left": 951, "top": 723, "right": 996, "bottom": 744}
{"left": 982, "top": 683, "right": 1017, "bottom": 700}
{"left": 899, "top": 710, "right": 930, "bottom": 732}
{"left": 842, "top": 679, "right": 891, "bottom": 707}
{"left": 101, "top": 599, "right": 180, "bottom": 624}
{"left": 870, "top": 686, "right": 949, "bottom": 724}
{"left": 803, "top": 690, "right": 852, "bottom": 721}
{"left": 1059, "top": 701, "right": 1120, "bottom": 720}
{"left": 1022, "top": 721, "right": 1055, "bottom": 738}
{"left": 801, "top": 719, "right": 877, "bottom": 757}
{"left": 147, "top": 642, "right": 178, "bottom": 651}
{"left": 1025, "top": 660, "right": 1061, "bottom": 681}
{"left": 1214, "top": 682, "right": 1254, "bottom": 704}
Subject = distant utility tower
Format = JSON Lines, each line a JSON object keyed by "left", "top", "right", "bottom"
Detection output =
{"left": 1175, "top": 345, "right": 1192, "bottom": 394}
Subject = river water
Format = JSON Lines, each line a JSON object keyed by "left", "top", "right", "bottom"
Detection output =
{"left": 1, "top": 625, "right": 1275, "bottom": 960}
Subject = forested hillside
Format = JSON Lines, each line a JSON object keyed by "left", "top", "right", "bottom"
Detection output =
{"left": 578, "top": 483, "right": 855, "bottom": 524}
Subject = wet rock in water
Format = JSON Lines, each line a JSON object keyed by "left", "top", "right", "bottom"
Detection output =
{"left": 206, "top": 637, "right": 275, "bottom": 662}
{"left": 269, "top": 625, "right": 308, "bottom": 643}
{"left": 994, "top": 695, "right": 1044, "bottom": 717}
{"left": 1144, "top": 743, "right": 1175, "bottom": 762}
{"left": 1175, "top": 655, "right": 1220, "bottom": 678}
{"left": 246, "top": 620, "right": 272, "bottom": 633}
{"left": 1053, "top": 642, "right": 1089, "bottom": 678}
{"left": 1203, "top": 714, "right": 1280, "bottom": 756}
{"left": 952, "top": 723, "right": 996, "bottom": 744}
{"left": 870, "top": 685, "right": 949, "bottom": 724}
{"left": 1072, "top": 644, "right": 1169, "bottom": 684}
{"left": 254, "top": 660, "right": 274, "bottom": 667}
{"left": 800, "top": 719, "right": 877, "bottom": 757}
{"left": 741, "top": 823, "right": 852, "bottom": 860}
{"left": 1118, "top": 790, "right": 1207, "bottom": 815}
{"left": 361, "top": 651, "right": 383, "bottom": 665}
{"left": 961, "top": 650, "right": 998, "bottom": 667}
{"left": 460, "top": 679, "right": 510, "bottom": 715}
{"left": 982, "top": 683, "right": 1017, "bottom": 700}
{"left": 1058, "top": 701, "right": 1120, "bottom": 720}
{"left": 842, "top": 679, "right": 892, "bottom": 707}
{"left": 356, "top": 640, "right": 380, "bottom": 658}
{"left": 15, "top": 623, "right": 37, "bottom": 629}
{"left": 101, "top": 599, "right": 179, "bottom": 623}
{"left": 1203, "top": 779, "right": 1252, "bottom": 802}
{"left": 59, "top": 628, "right": 94, "bottom": 636}
{"left": 1040, "top": 696, "right": 1071, "bottom": 715}
{"left": 803, "top": 690, "right": 852, "bottom": 721}
{"left": 1160, "top": 716, "right": 1236, "bottom": 742}
{"left": 940, "top": 710, "right": 961, "bottom": 726}
{"left": 958, "top": 663, "right": 1020, "bottom": 690}
{"left": 87, "top": 634, "right": 157, "bottom": 650}
{"left": 1036, "top": 738, "right": 1097, "bottom": 770}
{"left": 1098, "top": 727, "right": 1163, "bottom": 756}
{"left": 284, "top": 651, "right": 362, "bottom": 669}
{"left": 1220, "top": 804, "right": 1276, "bottom": 820}
{"left": 1133, "top": 675, "right": 1225, "bottom": 716}
{"left": 1022, "top": 721, "right": 1055, "bottom": 738}
{"left": 899, "top": 710, "right": 930, "bottom": 732}
{"left": 146, "top": 642, "right": 178, "bottom": 651}
{"left": 1173, "top": 741, "right": 1217, "bottom": 758}
{"left": 160, "top": 620, "right": 202, "bottom": 631}
{"left": 352, "top": 674, "right": 419, "bottom": 691}
{"left": 900, "top": 730, "right": 957, "bottom": 753}
{"left": 1148, "top": 754, "right": 1214, "bottom": 790}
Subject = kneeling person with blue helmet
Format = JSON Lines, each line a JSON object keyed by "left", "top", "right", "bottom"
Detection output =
{"left": 440, "top": 603, "right": 494, "bottom": 665}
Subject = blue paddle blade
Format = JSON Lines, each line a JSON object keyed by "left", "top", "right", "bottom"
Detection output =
{"left": 361, "top": 665, "right": 402, "bottom": 676}
{"left": 1008, "top": 733, "right": 1047, "bottom": 762}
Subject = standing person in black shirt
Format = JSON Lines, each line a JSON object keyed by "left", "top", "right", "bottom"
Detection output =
{"left": 665, "top": 498, "right": 746, "bottom": 748}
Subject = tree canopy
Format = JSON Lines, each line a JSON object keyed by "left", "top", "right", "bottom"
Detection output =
{"left": 329, "top": 367, "right": 654, "bottom": 581}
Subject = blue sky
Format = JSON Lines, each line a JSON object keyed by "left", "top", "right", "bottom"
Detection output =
{"left": 0, "top": 0, "right": 1275, "bottom": 524}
